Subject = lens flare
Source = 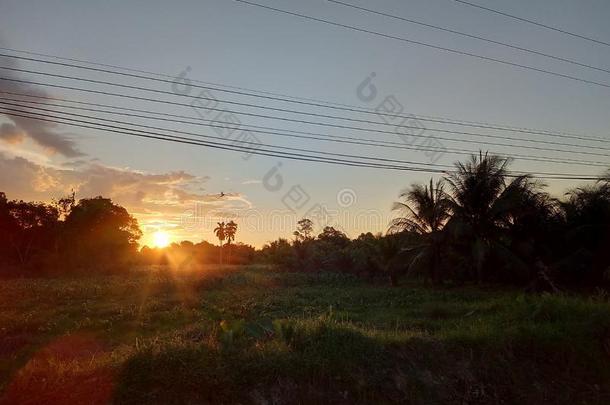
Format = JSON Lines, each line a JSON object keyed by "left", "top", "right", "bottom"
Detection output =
{"left": 152, "top": 231, "right": 170, "bottom": 248}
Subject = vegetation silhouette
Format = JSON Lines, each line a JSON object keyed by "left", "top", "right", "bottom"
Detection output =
{"left": 0, "top": 193, "right": 140, "bottom": 275}
{"left": 213, "top": 222, "right": 226, "bottom": 265}
{"left": 390, "top": 178, "right": 451, "bottom": 284}
{"left": 224, "top": 220, "right": 238, "bottom": 263}
{"left": 1, "top": 152, "right": 609, "bottom": 290}
{"left": 260, "top": 153, "right": 610, "bottom": 290}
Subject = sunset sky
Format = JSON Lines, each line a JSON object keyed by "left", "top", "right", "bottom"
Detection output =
{"left": 1, "top": 0, "right": 610, "bottom": 248}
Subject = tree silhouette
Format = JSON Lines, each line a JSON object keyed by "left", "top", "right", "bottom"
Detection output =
{"left": 225, "top": 220, "right": 238, "bottom": 264}
{"left": 444, "top": 153, "right": 536, "bottom": 283}
{"left": 53, "top": 190, "right": 76, "bottom": 221}
{"left": 293, "top": 218, "right": 314, "bottom": 241}
{"left": 557, "top": 183, "right": 610, "bottom": 284}
{"left": 4, "top": 199, "right": 59, "bottom": 268}
{"left": 63, "top": 197, "right": 141, "bottom": 271}
{"left": 0, "top": 193, "right": 142, "bottom": 274}
{"left": 214, "top": 222, "right": 226, "bottom": 265}
{"left": 389, "top": 178, "right": 452, "bottom": 283}
{"left": 257, "top": 153, "right": 610, "bottom": 288}
{"left": 352, "top": 233, "right": 405, "bottom": 286}
{"left": 225, "top": 221, "right": 237, "bottom": 244}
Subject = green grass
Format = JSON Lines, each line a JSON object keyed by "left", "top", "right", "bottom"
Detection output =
{"left": 0, "top": 265, "right": 609, "bottom": 404}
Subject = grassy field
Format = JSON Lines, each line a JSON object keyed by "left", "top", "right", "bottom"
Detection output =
{"left": 0, "top": 265, "right": 609, "bottom": 404}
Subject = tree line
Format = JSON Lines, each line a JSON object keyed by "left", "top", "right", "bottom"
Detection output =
{"left": 0, "top": 191, "right": 256, "bottom": 275}
{"left": 2, "top": 152, "right": 609, "bottom": 289}
{"left": 139, "top": 240, "right": 255, "bottom": 268}
{"left": 259, "top": 153, "right": 610, "bottom": 290}
{"left": 0, "top": 193, "right": 141, "bottom": 275}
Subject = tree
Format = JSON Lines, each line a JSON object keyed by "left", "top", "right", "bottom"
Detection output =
{"left": 314, "top": 226, "right": 351, "bottom": 271}
{"left": 351, "top": 233, "right": 406, "bottom": 285}
{"left": 390, "top": 179, "right": 451, "bottom": 235}
{"left": 260, "top": 238, "right": 296, "bottom": 269}
{"left": 63, "top": 197, "right": 141, "bottom": 271}
{"left": 50, "top": 191, "right": 77, "bottom": 262}
{"left": 317, "top": 226, "right": 349, "bottom": 247}
{"left": 214, "top": 222, "right": 226, "bottom": 265}
{"left": 556, "top": 183, "right": 610, "bottom": 285}
{"left": 0, "top": 192, "right": 13, "bottom": 266}
{"left": 224, "top": 220, "right": 238, "bottom": 264}
{"left": 444, "top": 153, "right": 536, "bottom": 283}
{"left": 293, "top": 218, "right": 314, "bottom": 241}
{"left": 389, "top": 179, "right": 452, "bottom": 283}
{"left": 3, "top": 198, "right": 59, "bottom": 268}
{"left": 53, "top": 190, "right": 76, "bottom": 220}
{"left": 506, "top": 188, "right": 561, "bottom": 266}
{"left": 225, "top": 221, "right": 237, "bottom": 244}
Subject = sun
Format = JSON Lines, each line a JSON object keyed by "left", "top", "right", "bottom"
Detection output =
{"left": 152, "top": 231, "right": 170, "bottom": 248}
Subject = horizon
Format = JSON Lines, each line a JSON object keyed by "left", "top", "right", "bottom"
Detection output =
{"left": 1, "top": 0, "right": 609, "bottom": 248}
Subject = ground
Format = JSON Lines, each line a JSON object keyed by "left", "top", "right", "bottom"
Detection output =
{"left": 0, "top": 265, "right": 609, "bottom": 404}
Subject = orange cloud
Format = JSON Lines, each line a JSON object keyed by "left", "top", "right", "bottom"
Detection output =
{"left": 0, "top": 152, "right": 252, "bottom": 244}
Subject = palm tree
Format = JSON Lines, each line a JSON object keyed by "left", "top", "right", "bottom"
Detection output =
{"left": 214, "top": 222, "right": 226, "bottom": 265}
{"left": 224, "top": 220, "right": 238, "bottom": 264}
{"left": 389, "top": 178, "right": 452, "bottom": 283}
{"left": 390, "top": 179, "right": 452, "bottom": 234}
{"left": 444, "top": 152, "right": 536, "bottom": 283}
{"left": 225, "top": 220, "right": 237, "bottom": 244}
{"left": 556, "top": 183, "right": 610, "bottom": 284}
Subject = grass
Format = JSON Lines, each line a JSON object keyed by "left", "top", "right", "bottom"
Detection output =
{"left": 0, "top": 265, "right": 609, "bottom": 404}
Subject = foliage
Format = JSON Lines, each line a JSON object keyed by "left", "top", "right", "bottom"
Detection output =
{"left": 293, "top": 218, "right": 313, "bottom": 241}
{"left": 260, "top": 153, "right": 610, "bottom": 290}
{"left": 0, "top": 193, "right": 141, "bottom": 275}
{"left": 139, "top": 240, "right": 256, "bottom": 267}
{"left": 1, "top": 267, "right": 609, "bottom": 404}
{"left": 2, "top": 152, "right": 610, "bottom": 289}
{"left": 224, "top": 220, "right": 237, "bottom": 244}
{"left": 63, "top": 197, "right": 142, "bottom": 272}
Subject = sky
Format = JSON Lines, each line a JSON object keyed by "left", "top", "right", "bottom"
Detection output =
{"left": 0, "top": 0, "right": 609, "bottom": 248}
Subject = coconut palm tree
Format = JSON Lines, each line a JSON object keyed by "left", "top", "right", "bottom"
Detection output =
{"left": 225, "top": 220, "right": 237, "bottom": 244}
{"left": 390, "top": 179, "right": 452, "bottom": 234}
{"left": 389, "top": 178, "right": 452, "bottom": 283}
{"left": 214, "top": 222, "right": 226, "bottom": 265}
{"left": 444, "top": 152, "right": 536, "bottom": 283}
{"left": 224, "top": 220, "right": 238, "bottom": 264}
{"left": 556, "top": 183, "right": 610, "bottom": 284}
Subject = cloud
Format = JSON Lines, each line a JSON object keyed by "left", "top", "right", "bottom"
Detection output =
{"left": 0, "top": 152, "right": 251, "bottom": 235}
{"left": 0, "top": 57, "right": 84, "bottom": 157}
{"left": 0, "top": 123, "right": 25, "bottom": 144}
{"left": 242, "top": 179, "right": 262, "bottom": 185}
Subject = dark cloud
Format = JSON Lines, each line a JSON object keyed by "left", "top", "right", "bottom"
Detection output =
{"left": 0, "top": 122, "right": 24, "bottom": 144}
{"left": 0, "top": 56, "right": 84, "bottom": 157}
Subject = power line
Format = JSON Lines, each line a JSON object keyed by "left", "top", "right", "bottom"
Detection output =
{"left": 1, "top": 72, "right": 609, "bottom": 157}
{"left": 0, "top": 46, "right": 361, "bottom": 111}
{"left": 0, "top": 107, "right": 600, "bottom": 180}
{"left": 233, "top": 0, "right": 610, "bottom": 90}
{"left": 2, "top": 95, "right": 608, "bottom": 168}
{"left": 452, "top": 0, "right": 610, "bottom": 48}
{"left": 1, "top": 47, "right": 607, "bottom": 143}
{"left": 328, "top": 0, "right": 610, "bottom": 75}
{"left": 0, "top": 108, "right": 455, "bottom": 173}
{"left": 4, "top": 63, "right": 609, "bottom": 148}
{"left": 0, "top": 104, "right": 455, "bottom": 169}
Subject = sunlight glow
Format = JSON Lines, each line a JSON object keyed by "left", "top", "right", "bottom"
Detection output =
{"left": 152, "top": 231, "right": 170, "bottom": 248}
